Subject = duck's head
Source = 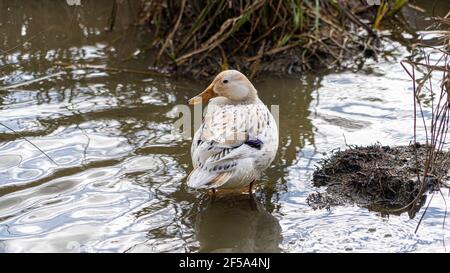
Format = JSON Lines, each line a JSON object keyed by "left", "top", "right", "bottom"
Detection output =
{"left": 188, "top": 70, "right": 257, "bottom": 105}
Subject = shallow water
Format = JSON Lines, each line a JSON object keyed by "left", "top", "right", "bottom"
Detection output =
{"left": 0, "top": 1, "right": 449, "bottom": 253}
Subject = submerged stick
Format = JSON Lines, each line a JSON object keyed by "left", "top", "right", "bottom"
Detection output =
{"left": 0, "top": 71, "right": 65, "bottom": 91}
{"left": 0, "top": 122, "right": 58, "bottom": 166}
{"left": 54, "top": 61, "right": 170, "bottom": 77}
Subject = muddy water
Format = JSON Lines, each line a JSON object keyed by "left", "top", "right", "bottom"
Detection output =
{"left": 0, "top": 1, "right": 449, "bottom": 252}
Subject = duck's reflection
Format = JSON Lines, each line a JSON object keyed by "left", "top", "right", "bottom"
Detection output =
{"left": 194, "top": 195, "right": 282, "bottom": 253}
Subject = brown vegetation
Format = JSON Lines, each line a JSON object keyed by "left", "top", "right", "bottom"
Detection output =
{"left": 138, "top": 0, "right": 407, "bottom": 78}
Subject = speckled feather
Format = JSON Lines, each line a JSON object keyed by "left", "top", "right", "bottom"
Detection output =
{"left": 188, "top": 98, "right": 278, "bottom": 189}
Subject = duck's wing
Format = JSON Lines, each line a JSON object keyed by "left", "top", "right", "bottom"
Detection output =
{"left": 188, "top": 104, "right": 272, "bottom": 189}
{"left": 188, "top": 140, "right": 256, "bottom": 188}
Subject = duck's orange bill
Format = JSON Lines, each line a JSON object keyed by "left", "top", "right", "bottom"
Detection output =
{"left": 188, "top": 83, "right": 217, "bottom": 105}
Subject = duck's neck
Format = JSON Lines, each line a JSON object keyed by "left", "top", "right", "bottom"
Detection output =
{"left": 210, "top": 92, "right": 260, "bottom": 105}
{"left": 229, "top": 96, "right": 259, "bottom": 105}
{"left": 233, "top": 87, "right": 259, "bottom": 105}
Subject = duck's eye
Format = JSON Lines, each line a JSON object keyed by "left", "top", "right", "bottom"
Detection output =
{"left": 223, "top": 80, "right": 228, "bottom": 84}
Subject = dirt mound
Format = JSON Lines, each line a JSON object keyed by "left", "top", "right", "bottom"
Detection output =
{"left": 307, "top": 144, "right": 450, "bottom": 217}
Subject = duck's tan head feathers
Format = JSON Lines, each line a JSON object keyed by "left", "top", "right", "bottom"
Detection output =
{"left": 188, "top": 70, "right": 257, "bottom": 105}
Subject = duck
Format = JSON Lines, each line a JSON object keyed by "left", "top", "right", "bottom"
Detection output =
{"left": 186, "top": 70, "right": 278, "bottom": 193}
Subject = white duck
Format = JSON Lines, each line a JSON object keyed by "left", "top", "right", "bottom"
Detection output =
{"left": 187, "top": 70, "right": 278, "bottom": 193}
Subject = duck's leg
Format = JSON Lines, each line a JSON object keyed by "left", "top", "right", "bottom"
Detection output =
{"left": 248, "top": 180, "right": 255, "bottom": 194}
{"left": 248, "top": 181, "right": 257, "bottom": 209}
{"left": 249, "top": 192, "right": 257, "bottom": 210}
{"left": 211, "top": 188, "right": 216, "bottom": 202}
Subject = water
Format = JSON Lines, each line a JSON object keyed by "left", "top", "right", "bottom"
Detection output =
{"left": 0, "top": 1, "right": 449, "bottom": 253}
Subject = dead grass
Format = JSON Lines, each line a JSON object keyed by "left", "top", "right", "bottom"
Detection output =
{"left": 138, "top": 0, "right": 407, "bottom": 78}
{"left": 399, "top": 11, "right": 450, "bottom": 217}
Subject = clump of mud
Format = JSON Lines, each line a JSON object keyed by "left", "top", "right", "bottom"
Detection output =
{"left": 307, "top": 144, "right": 450, "bottom": 216}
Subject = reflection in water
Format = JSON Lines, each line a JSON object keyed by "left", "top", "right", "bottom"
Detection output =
{"left": 195, "top": 195, "right": 282, "bottom": 253}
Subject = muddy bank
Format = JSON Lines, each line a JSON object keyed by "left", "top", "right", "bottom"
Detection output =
{"left": 307, "top": 145, "right": 450, "bottom": 216}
